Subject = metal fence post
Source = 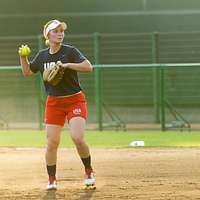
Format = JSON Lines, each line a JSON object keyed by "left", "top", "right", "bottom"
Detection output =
{"left": 94, "top": 32, "right": 103, "bottom": 131}
{"left": 160, "top": 66, "right": 166, "bottom": 131}
{"left": 152, "top": 32, "right": 160, "bottom": 123}
{"left": 37, "top": 35, "right": 45, "bottom": 130}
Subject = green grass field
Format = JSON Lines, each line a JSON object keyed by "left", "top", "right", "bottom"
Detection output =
{"left": 0, "top": 130, "right": 200, "bottom": 148}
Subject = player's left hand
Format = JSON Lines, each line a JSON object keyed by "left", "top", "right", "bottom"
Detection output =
{"left": 43, "top": 61, "right": 65, "bottom": 86}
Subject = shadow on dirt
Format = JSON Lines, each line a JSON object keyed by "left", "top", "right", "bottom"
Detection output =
{"left": 42, "top": 189, "right": 96, "bottom": 200}
{"left": 76, "top": 189, "right": 96, "bottom": 200}
{"left": 42, "top": 190, "right": 57, "bottom": 200}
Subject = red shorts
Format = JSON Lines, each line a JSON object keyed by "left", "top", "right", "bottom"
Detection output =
{"left": 45, "top": 91, "right": 88, "bottom": 126}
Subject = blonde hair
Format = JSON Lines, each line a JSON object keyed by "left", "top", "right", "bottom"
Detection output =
{"left": 45, "top": 39, "right": 50, "bottom": 46}
{"left": 43, "top": 19, "right": 67, "bottom": 46}
{"left": 43, "top": 20, "right": 54, "bottom": 46}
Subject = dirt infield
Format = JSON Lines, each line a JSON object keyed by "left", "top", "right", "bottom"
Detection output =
{"left": 0, "top": 148, "right": 200, "bottom": 200}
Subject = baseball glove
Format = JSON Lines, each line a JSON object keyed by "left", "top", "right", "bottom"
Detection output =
{"left": 43, "top": 61, "right": 65, "bottom": 86}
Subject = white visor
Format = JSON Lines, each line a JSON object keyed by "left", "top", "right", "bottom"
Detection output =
{"left": 43, "top": 20, "right": 67, "bottom": 39}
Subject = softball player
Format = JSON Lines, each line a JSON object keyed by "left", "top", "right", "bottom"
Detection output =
{"left": 18, "top": 19, "right": 95, "bottom": 190}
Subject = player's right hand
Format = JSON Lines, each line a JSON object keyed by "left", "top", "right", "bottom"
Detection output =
{"left": 18, "top": 45, "right": 31, "bottom": 57}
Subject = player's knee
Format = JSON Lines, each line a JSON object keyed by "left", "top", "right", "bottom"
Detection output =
{"left": 72, "top": 136, "right": 85, "bottom": 147}
{"left": 47, "top": 139, "right": 60, "bottom": 150}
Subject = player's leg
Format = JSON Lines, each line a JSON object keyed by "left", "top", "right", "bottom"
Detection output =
{"left": 44, "top": 95, "right": 66, "bottom": 190}
{"left": 45, "top": 124, "right": 62, "bottom": 190}
{"left": 69, "top": 117, "right": 89, "bottom": 158}
{"left": 68, "top": 117, "right": 95, "bottom": 187}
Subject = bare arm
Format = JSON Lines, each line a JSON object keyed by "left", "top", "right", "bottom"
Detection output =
{"left": 62, "top": 60, "right": 93, "bottom": 72}
{"left": 19, "top": 56, "right": 33, "bottom": 77}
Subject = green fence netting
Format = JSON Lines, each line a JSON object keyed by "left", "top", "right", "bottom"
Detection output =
{"left": 1, "top": 64, "right": 200, "bottom": 131}
{"left": 1, "top": 32, "right": 200, "bottom": 130}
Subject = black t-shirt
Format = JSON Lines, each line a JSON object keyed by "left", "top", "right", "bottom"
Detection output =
{"left": 30, "top": 44, "right": 86, "bottom": 96}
